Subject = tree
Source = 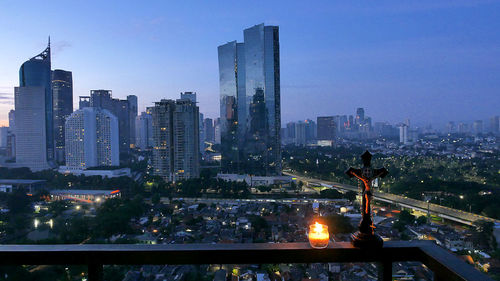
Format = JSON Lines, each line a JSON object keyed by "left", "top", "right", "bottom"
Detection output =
{"left": 473, "top": 220, "right": 497, "bottom": 250}
{"left": 151, "top": 193, "right": 161, "bottom": 205}
{"left": 249, "top": 215, "right": 268, "bottom": 234}
{"left": 392, "top": 220, "right": 406, "bottom": 232}
{"left": 398, "top": 210, "right": 415, "bottom": 225}
{"left": 320, "top": 189, "right": 342, "bottom": 199}
{"left": 416, "top": 216, "right": 427, "bottom": 225}
{"left": 7, "top": 188, "right": 31, "bottom": 214}
{"left": 344, "top": 191, "right": 357, "bottom": 202}
{"left": 48, "top": 201, "right": 68, "bottom": 216}
{"left": 318, "top": 214, "right": 355, "bottom": 234}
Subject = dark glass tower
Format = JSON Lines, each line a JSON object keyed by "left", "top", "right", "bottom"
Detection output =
{"left": 242, "top": 24, "right": 281, "bottom": 175}
{"left": 218, "top": 41, "right": 242, "bottom": 173}
{"left": 19, "top": 39, "right": 54, "bottom": 165}
{"left": 52, "top": 69, "right": 73, "bottom": 164}
{"left": 218, "top": 24, "right": 281, "bottom": 176}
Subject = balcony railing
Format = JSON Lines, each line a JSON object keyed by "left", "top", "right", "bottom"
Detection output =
{"left": 0, "top": 240, "right": 492, "bottom": 281}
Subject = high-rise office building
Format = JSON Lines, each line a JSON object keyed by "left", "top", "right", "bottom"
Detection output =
{"left": 82, "top": 90, "right": 134, "bottom": 153}
{"left": 317, "top": 116, "right": 336, "bottom": 141}
{"left": 374, "top": 122, "right": 397, "bottom": 137}
{"left": 180, "top": 92, "right": 197, "bottom": 103}
{"left": 199, "top": 112, "right": 205, "bottom": 153}
{"left": 355, "top": 108, "right": 365, "bottom": 125}
{"left": 338, "top": 115, "right": 348, "bottom": 133}
{"left": 8, "top": 110, "right": 15, "bottom": 132}
{"left": 285, "top": 122, "right": 296, "bottom": 143}
{"left": 14, "top": 86, "right": 51, "bottom": 171}
{"left": 0, "top": 127, "right": 8, "bottom": 148}
{"left": 348, "top": 115, "right": 354, "bottom": 130}
{"left": 446, "top": 121, "right": 455, "bottom": 134}
{"left": 304, "top": 119, "right": 317, "bottom": 142}
{"left": 204, "top": 118, "right": 215, "bottom": 143}
{"left": 490, "top": 116, "right": 499, "bottom": 134}
{"left": 127, "top": 95, "right": 138, "bottom": 148}
{"left": 151, "top": 98, "right": 200, "bottom": 182}
{"left": 7, "top": 110, "right": 16, "bottom": 158}
{"left": 178, "top": 92, "right": 202, "bottom": 153}
{"left": 218, "top": 23, "right": 281, "bottom": 175}
{"left": 214, "top": 118, "right": 221, "bottom": 144}
{"left": 135, "top": 111, "right": 153, "bottom": 150}
{"left": 399, "top": 124, "right": 408, "bottom": 144}
{"left": 218, "top": 41, "right": 242, "bottom": 173}
{"left": 458, "top": 122, "right": 469, "bottom": 134}
{"left": 15, "top": 40, "right": 54, "bottom": 171}
{"left": 52, "top": 69, "right": 73, "bottom": 164}
{"left": 473, "top": 120, "right": 483, "bottom": 135}
{"left": 65, "top": 107, "right": 119, "bottom": 169}
{"left": 294, "top": 121, "right": 306, "bottom": 145}
{"left": 79, "top": 96, "right": 90, "bottom": 109}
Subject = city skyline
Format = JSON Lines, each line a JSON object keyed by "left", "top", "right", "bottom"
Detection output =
{"left": 1, "top": 1, "right": 500, "bottom": 127}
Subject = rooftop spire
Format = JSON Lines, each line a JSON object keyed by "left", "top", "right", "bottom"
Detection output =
{"left": 29, "top": 38, "right": 51, "bottom": 62}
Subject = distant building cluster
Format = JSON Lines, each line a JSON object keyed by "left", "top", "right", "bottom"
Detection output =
{"left": 283, "top": 108, "right": 377, "bottom": 146}
{"left": 282, "top": 106, "right": 500, "bottom": 147}
{"left": 1, "top": 39, "right": 208, "bottom": 182}
{"left": 446, "top": 116, "right": 499, "bottom": 136}
{"left": 2, "top": 39, "right": 140, "bottom": 174}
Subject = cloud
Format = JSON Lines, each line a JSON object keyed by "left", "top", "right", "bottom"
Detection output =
{"left": 0, "top": 93, "right": 13, "bottom": 105}
{"left": 52, "top": 41, "right": 72, "bottom": 56}
{"left": 0, "top": 93, "right": 13, "bottom": 98}
{"left": 149, "top": 17, "right": 165, "bottom": 25}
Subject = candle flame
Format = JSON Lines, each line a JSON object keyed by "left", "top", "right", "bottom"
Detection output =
{"left": 314, "top": 222, "right": 323, "bottom": 232}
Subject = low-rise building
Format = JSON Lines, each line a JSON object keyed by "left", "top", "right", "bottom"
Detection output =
{"left": 217, "top": 173, "right": 294, "bottom": 187}
{"left": 0, "top": 179, "right": 46, "bottom": 194}
{"left": 50, "top": 189, "right": 121, "bottom": 203}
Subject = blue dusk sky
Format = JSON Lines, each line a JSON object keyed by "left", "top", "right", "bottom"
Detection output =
{"left": 0, "top": 0, "right": 499, "bottom": 127}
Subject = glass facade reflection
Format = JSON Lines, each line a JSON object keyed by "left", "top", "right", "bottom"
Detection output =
{"left": 19, "top": 41, "right": 54, "bottom": 165}
{"left": 52, "top": 69, "right": 73, "bottom": 164}
{"left": 218, "top": 41, "right": 241, "bottom": 173}
{"left": 218, "top": 24, "right": 281, "bottom": 176}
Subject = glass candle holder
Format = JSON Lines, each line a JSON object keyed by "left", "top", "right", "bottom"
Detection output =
{"left": 308, "top": 222, "right": 329, "bottom": 249}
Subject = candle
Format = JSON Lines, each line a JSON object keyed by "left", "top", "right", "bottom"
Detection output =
{"left": 308, "top": 222, "right": 329, "bottom": 249}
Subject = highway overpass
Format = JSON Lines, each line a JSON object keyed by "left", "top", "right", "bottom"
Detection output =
{"left": 285, "top": 172, "right": 499, "bottom": 226}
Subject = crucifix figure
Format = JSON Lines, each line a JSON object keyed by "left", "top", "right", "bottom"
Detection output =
{"left": 345, "top": 151, "right": 388, "bottom": 248}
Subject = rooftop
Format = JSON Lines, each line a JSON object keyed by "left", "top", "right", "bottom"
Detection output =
{"left": 0, "top": 179, "right": 46, "bottom": 184}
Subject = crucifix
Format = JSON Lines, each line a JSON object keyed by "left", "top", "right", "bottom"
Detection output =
{"left": 345, "top": 151, "right": 388, "bottom": 248}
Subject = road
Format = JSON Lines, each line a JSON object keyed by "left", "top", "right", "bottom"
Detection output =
{"left": 285, "top": 172, "right": 500, "bottom": 226}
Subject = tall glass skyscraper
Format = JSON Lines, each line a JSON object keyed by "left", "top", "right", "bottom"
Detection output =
{"left": 16, "top": 39, "right": 55, "bottom": 169}
{"left": 218, "top": 41, "right": 241, "bottom": 173}
{"left": 218, "top": 23, "right": 281, "bottom": 176}
{"left": 52, "top": 69, "right": 73, "bottom": 164}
